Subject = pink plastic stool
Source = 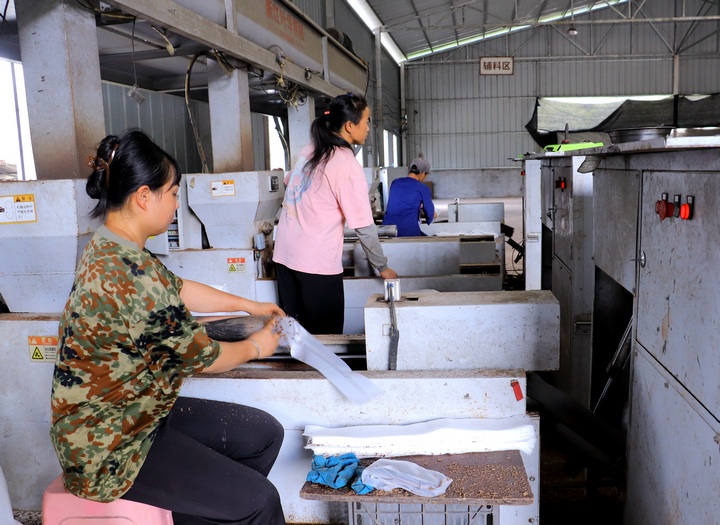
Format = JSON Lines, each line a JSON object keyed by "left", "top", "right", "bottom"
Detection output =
{"left": 42, "top": 475, "right": 173, "bottom": 525}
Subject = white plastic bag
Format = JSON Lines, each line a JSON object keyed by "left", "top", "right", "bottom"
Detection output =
{"left": 361, "top": 458, "right": 452, "bottom": 497}
{"left": 276, "top": 317, "right": 383, "bottom": 403}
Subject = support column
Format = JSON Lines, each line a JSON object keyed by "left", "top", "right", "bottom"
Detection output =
{"left": 208, "top": 61, "right": 254, "bottom": 172}
{"left": 288, "top": 98, "right": 315, "bottom": 167}
{"left": 374, "top": 27, "right": 384, "bottom": 168}
{"left": 15, "top": 0, "right": 106, "bottom": 180}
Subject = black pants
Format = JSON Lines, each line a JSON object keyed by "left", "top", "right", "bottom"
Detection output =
{"left": 122, "top": 397, "right": 286, "bottom": 525}
{"left": 275, "top": 263, "right": 344, "bottom": 334}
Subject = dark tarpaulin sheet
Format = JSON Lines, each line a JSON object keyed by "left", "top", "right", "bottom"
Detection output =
{"left": 526, "top": 94, "right": 720, "bottom": 148}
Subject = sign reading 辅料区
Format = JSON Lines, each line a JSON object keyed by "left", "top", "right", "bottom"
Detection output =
{"left": 480, "top": 57, "right": 514, "bottom": 75}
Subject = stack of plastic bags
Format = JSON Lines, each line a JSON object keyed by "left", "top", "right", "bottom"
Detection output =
{"left": 304, "top": 415, "right": 537, "bottom": 458}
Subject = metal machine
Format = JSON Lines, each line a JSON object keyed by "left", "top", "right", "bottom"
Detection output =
{"left": 522, "top": 131, "right": 720, "bottom": 524}
{"left": 0, "top": 179, "right": 100, "bottom": 313}
{"left": 590, "top": 136, "right": 720, "bottom": 525}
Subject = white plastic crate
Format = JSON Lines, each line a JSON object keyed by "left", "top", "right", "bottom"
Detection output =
{"left": 348, "top": 502, "right": 495, "bottom": 525}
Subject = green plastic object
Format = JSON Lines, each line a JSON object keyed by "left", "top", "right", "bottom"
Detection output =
{"left": 543, "top": 142, "right": 604, "bottom": 152}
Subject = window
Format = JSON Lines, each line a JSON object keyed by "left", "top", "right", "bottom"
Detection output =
{"left": 0, "top": 59, "right": 36, "bottom": 180}
{"left": 266, "top": 115, "right": 288, "bottom": 171}
{"left": 383, "top": 129, "right": 398, "bottom": 167}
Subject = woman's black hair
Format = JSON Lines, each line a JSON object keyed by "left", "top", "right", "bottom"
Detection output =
{"left": 86, "top": 129, "right": 182, "bottom": 219}
{"left": 305, "top": 93, "right": 368, "bottom": 176}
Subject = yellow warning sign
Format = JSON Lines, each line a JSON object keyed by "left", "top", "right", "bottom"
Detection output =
{"left": 28, "top": 335, "right": 58, "bottom": 361}
{"left": 227, "top": 257, "right": 246, "bottom": 273}
{"left": 0, "top": 193, "right": 38, "bottom": 224}
{"left": 210, "top": 180, "right": 236, "bottom": 197}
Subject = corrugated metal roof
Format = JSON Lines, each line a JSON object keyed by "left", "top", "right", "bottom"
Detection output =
{"left": 362, "top": 0, "right": 720, "bottom": 61}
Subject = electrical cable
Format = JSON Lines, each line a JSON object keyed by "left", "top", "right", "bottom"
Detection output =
{"left": 185, "top": 52, "right": 210, "bottom": 173}
{"left": 73, "top": 0, "right": 134, "bottom": 21}
{"left": 272, "top": 115, "right": 290, "bottom": 170}
{"left": 150, "top": 25, "right": 175, "bottom": 55}
{"left": 130, "top": 17, "right": 138, "bottom": 86}
{"left": 0, "top": 0, "right": 9, "bottom": 39}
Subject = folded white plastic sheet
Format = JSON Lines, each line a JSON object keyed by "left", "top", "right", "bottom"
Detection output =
{"left": 361, "top": 459, "right": 453, "bottom": 497}
{"left": 276, "top": 316, "right": 383, "bottom": 403}
{"left": 304, "top": 414, "right": 537, "bottom": 457}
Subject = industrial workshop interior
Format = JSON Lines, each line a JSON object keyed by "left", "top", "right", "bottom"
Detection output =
{"left": 1, "top": 0, "right": 719, "bottom": 523}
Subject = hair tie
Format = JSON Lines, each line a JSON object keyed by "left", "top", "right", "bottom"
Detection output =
{"left": 108, "top": 144, "right": 119, "bottom": 165}
{"left": 87, "top": 155, "right": 111, "bottom": 190}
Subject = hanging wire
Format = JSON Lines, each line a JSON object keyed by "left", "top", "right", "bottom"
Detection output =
{"left": 185, "top": 52, "right": 210, "bottom": 173}
{"left": 131, "top": 17, "right": 139, "bottom": 86}
{"left": 0, "top": 0, "right": 9, "bottom": 39}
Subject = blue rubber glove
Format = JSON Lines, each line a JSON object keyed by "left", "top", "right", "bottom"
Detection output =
{"left": 351, "top": 466, "right": 374, "bottom": 495}
{"left": 306, "top": 453, "right": 360, "bottom": 489}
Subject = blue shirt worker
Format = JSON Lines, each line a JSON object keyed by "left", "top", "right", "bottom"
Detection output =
{"left": 382, "top": 157, "right": 437, "bottom": 236}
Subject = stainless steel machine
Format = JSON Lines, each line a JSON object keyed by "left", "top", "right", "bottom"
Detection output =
{"left": 590, "top": 135, "right": 720, "bottom": 525}
{"left": 522, "top": 131, "right": 720, "bottom": 524}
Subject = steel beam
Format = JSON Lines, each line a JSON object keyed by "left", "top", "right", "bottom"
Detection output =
{"left": 103, "top": 0, "right": 349, "bottom": 98}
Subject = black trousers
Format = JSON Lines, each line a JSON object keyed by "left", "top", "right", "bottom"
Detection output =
{"left": 275, "top": 263, "right": 344, "bottom": 334}
{"left": 122, "top": 397, "right": 286, "bottom": 525}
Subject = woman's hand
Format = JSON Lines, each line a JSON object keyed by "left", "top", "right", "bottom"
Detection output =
{"left": 248, "top": 315, "right": 282, "bottom": 358}
{"left": 380, "top": 267, "right": 398, "bottom": 279}
{"left": 250, "top": 301, "right": 285, "bottom": 317}
{"left": 202, "top": 315, "right": 283, "bottom": 373}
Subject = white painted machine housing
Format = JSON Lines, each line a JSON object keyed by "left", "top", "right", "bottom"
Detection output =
{"left": 0, "top": 180, "right": 100, "bottom": 313}
{"left": 365, "top": 290, "right": 560, "bottom": 371}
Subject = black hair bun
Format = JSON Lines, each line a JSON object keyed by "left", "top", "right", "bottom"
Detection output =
{"left": 86, "top": 172, "right": 105, "bottom": 200}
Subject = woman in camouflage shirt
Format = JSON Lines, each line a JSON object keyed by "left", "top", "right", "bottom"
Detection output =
{"left": 50, "top": 130, "right": 287, "bottom": 524}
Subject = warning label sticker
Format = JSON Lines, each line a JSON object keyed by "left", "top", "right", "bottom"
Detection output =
{"left": 227, "top": 257, "right": 246, "bottom": 273}
{"left": 28, "top": 335, "right": 59, "bottom": 362}
{"left": 210, "top": 180, "right": 236, "bottom": 197}
{"left": 0, "top": 194, "right": 38, "bottom": 224}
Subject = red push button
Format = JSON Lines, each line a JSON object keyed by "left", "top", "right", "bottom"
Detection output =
{"left": 680, "top": 203, "right": 691, "bottom": 220}
{"left": 656, "top": 199, "right": 674, "bottom": 221}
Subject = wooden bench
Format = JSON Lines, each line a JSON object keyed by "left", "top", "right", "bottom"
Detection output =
{"left": 300, "top": 450, "right": 533, "bottom": 512}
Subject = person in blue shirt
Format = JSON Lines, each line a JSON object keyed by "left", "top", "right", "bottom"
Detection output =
{"left": 382, "top": 157, "right": 437, "bottom": 236}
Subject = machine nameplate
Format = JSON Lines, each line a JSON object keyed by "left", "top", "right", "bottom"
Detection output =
{"left": 227, "top": 257, "right": 247, "bottom": 273}
{"left": 210, "top": 180, "right": 236, "bottom": 197}
{"left": 0, "top": 194, "right": 38, "bottom": 224}
{"left": 28, "top": 335, "right": 58, "bottom": 362}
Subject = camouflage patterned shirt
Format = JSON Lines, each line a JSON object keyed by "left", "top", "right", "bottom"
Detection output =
{"left": 50, "top": 226, "right": 220, "bottom": 502}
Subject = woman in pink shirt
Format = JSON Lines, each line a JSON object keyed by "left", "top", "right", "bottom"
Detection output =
{"left": 273, "top": 93, "right": 397, "bottom": 334}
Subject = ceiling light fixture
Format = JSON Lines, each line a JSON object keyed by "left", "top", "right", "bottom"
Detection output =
{"left": 567, "top": 0, "right": 578, "bottom": 36}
